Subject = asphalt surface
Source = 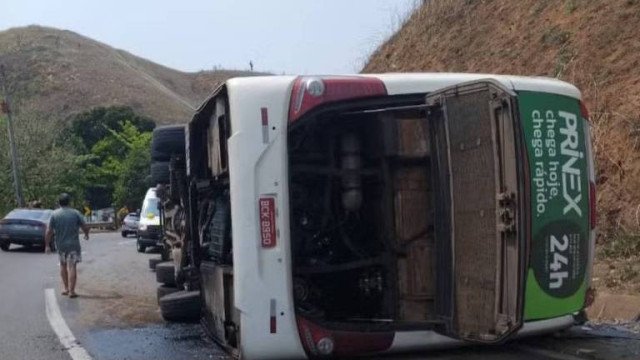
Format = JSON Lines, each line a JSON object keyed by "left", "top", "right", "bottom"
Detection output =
{"left": 1, "top": 231, "right": 639, "bottom": 360}
{"left": 0, "top": 244, "right": 70, "bottom": 360}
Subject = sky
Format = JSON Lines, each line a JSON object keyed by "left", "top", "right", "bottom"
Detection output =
{"left": 1, "top": 0, "right": 418, "bottom": 74}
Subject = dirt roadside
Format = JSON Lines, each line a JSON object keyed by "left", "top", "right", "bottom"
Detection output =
{"left": 59, "top": 232, "right": 162, "bottom": 329}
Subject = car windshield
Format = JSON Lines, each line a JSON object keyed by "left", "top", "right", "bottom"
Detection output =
{"left": 125, "top": 213, "right": 139, "bottom": 220}
{"left": 5, "top": 209, "right": 52, "bottom": 221}
{"left": 141, "top": 198, "right": 159, "bottom": 217}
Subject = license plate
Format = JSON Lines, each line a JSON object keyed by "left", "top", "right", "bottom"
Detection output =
{"left": 259, "top": 196, "right": 277, "bottom": 248}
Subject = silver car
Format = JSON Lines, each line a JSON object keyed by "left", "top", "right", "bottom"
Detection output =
{"left": 121, "top": 212, "right": 140, "bottom": 238}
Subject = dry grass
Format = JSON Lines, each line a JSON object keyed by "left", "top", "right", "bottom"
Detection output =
{"left": 0, "top": 26, "right": 259, "bottom": 124}
{"left": 364, "top": 0, "right": 640, "bottom": 293}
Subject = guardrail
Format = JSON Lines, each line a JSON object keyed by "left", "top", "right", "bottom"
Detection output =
{"left": 86, "top": 221, "right": 116, "bottom": 231}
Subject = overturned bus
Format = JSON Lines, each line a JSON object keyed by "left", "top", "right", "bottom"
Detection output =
{"left": 149, "top": 73, "right": 596, "bottom": 359}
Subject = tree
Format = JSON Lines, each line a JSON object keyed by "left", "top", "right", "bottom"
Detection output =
{"left": 112, "top": 122, "right": 152, "bottom": 209}
{"left": 113, "top": 143, "right": 151, "bottom": 210}
{"left": 69, "top": 106, "right": 155, "bottom": 152}
{"left": 69, "top": 106, "right": 156, "bottom": 209}
{"left": 0, "top": 110, "right": 82, "bottom": 214}
{"left": 84, "top": 121, "right": 152, "bottom": 209}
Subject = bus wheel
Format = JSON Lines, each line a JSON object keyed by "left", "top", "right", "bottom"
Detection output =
{"left": 157, "top": 285, "right": 180, "bottom": 304}
{"left": 159, "top": 290, "right": 201, "bottom": 322}
{"left": 156, "top": 261, "right": 176, "bottom": 286}
{"left": 149, "top": 257, "right": 163, "bottom": 270}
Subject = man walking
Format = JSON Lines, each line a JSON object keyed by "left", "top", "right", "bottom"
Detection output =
{"left": 45, "top": 193, "right": 90, "bottom": 298}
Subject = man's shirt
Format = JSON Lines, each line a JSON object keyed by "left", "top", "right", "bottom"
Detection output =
{"left": 50, "top": 207, "right": 85, "bottom": 253}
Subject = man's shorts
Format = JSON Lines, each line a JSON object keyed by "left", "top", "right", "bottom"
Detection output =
{"left": 59, "top": 251, "right": 82, "bottom": 265}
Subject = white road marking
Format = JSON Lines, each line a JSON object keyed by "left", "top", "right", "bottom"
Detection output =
{"left": 117, "top": 239, "right": 136, "bottom": 245}
{"left": 44, "top": 288, "right": 93, "bottom": 360}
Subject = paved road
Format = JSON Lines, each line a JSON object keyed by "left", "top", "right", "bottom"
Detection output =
{"left": 0, "top": 245, "right": 70, "bottom": 360}
{"left": 1, "top": 231, "right": 639, "bottom": 360}
{"left": 0, "top": 232, "right": 225, "bottom": 360}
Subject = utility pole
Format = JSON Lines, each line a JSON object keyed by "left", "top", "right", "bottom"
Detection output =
{"left": 0, "top": 64, "right": 24, "bottom": 207}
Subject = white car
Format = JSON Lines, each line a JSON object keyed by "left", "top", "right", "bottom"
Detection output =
{"left": 137, "top": 188, "right": 162, "bottom": 253}
{"left": 121, "top": 212, "right": 140, "bottom": 238}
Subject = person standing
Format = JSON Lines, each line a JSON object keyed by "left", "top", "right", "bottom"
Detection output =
{"left": 45, "top": 193, "right": 90, "bottom": 298}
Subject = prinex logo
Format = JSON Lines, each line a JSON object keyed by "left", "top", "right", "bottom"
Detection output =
{"left": 559, "top": 111, "right": 583, "bottom": 217}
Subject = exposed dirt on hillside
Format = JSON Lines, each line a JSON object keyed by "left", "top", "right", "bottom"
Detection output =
{"left": 0, "top": 26, "right": 260, "bottom": 124}
{"left": 365, "top": 0, "right": 640, "bottom": 296}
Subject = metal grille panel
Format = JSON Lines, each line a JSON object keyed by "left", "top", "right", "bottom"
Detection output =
{"left": 445, "top": 89, "right": 500, "bottom": 339}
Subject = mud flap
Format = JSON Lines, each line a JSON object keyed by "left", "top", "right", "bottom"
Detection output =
{"left": 426, "top": 80, "right": 524, "bottom": 343}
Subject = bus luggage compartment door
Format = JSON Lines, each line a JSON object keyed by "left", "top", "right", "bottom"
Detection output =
{"left": 426, "top": 80, "right": 524, "bottom": 344}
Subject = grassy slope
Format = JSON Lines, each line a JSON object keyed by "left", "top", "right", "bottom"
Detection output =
{"left": 0, "top": 25, "right": 258, "bottom": 124}
{"left": 365, "top": 0, "right": 640, "bottom": 293}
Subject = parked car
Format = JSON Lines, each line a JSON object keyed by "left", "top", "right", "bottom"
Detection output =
{"left": 0, "top": 208, "right": 53, "bottom": 252}
{"left": 151, "top": 74, "right": 596, "bottom": 359}
{"left": 121, "top": 212, "right": 140, "bottom": 238}
{"left": 137, "top": 188, "right": 162, "bottom": 253}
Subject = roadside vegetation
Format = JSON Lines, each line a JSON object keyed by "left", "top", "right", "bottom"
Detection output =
{"left": 0, "top": 105, "right": 154, "bottom": 215}
{"left": 0, "top": 109, "right": 79, "bottom": 212}
{"left": 70, "top": 106, "right": 155, "bottom": 210}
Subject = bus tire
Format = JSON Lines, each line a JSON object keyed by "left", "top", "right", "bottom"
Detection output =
{"left": 159, "top": 290, "right": 201, "bottom": 322}
{"left": 149, "top": 257, "right": 163, "bottom": 270}
{"left": 156, "top": 261, "right": 176, "bottom": 286}
{"left": 151, "top": 125, "right": 185, "bottom": 161}
{"left": 150, "top": 161, "right": 170, "bottom": 184}
{"left": 157, "top": 285, "right": 180, "bottom": 304}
